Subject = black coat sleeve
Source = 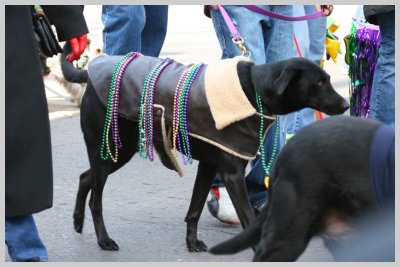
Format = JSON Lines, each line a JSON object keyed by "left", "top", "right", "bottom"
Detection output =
{"left": 363, "top": 5, "right": 395, "bottom": 25}
{"left": 42, "top": 5, "right": 89, "bottom": 41}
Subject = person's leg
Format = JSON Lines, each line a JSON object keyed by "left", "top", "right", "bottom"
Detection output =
{"left": 5, "top": 214, "right": 48, "bottom": 262}
{"left": 244, "top": 121, "right": 278, "bottom": 210}
{"left": 276, "top": 5, "right": 320, "bottom": 150}
{"left": 210, "top": 5, "right": 267, "bottom": 63}
{"left": 248, "top": 6, "right": 319, "bottom": 209}
{"left": 290, "top": 5, "right": 326, "bottom": 137}
{"left": 304, "top": 5, "right": 327, "bottom": 66}
{"left": 262, "top": 5, "right": 294, "bottom": 63}
{"left": 207, "top": 6, "right": 268, "bottom": 221}
{"left": 245, "top": 5, "right": 295, "bottom": 209}
{"left": 278, "top": 108, "right": 316, "bottom": 147}
{"left": 141, "top": 5, "right": 168, "bottom": 57}
{"left": 368, "top": 10, "right": 395, "bottom": 125}
{"left": 292, "top": 5, "right": 310, "bottom": 59}
{"left": 101, "top": 5, "right": 145, "bottom": 55}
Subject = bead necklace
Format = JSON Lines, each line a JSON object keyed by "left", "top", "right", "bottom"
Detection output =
{"left": 138, "top": 58, "right": 174, "bottom": 161}
{"left": 172, "top": 67, "right": 191, "bottom": 157}
{"left": 174, "top": 67, "right": 195, "bottom": 164}
{"left": 100, "top": 52, "right": 142, "bottom": 162}
{"left": 172, "top": 63, "right": 204, "bottom": 165}
{"left": 255, "top": 92, "right": 279, "bottom": 190}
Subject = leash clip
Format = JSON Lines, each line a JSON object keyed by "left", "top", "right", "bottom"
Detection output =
{"left": 232, "top": 37, "right": 251, "bottom": 58}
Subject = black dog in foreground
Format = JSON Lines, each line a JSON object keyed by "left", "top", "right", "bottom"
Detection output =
{"left": 70, "top": 55, "right": 349, "bottom": 251}
{"left": 209, "top": 115, "right": 395, "bottom": 261}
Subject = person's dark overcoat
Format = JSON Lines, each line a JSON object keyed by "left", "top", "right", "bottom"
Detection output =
{"left": 363, "top": 5, "right": 395, "bottom": 25}
{"left": 5, "top": 5, "right": 88, "bottom": 217}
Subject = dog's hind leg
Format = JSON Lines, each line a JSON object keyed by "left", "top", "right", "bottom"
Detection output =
{"left": 87, "top": 161, "right": 121, "bottom": 251}
{"left": 184, "top": 161, "right": 218, "bottom": 252}
{"left": 78, "top": 82, "right": 138, "bottom": 250}
{"left": 87, "top": 122, "right": 138, "bottom": 251}
{"left": 73, "top": 168, "right": 92, "bottom": 233}
{"left": 209, "top": 202, "right": 268, "bottom": 254}
{"left": 252, "top": 179, "right": 316, "bottom": 261}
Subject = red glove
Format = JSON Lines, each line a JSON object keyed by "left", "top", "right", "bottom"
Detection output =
{"left": 66, "top": 33, "right": 88, "bottom": 62}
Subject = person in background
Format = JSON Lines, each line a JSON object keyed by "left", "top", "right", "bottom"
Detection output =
{"left": 5, "top": 5, "right": 88, "bottom": 261}
{"left": 363, "top": 5, "right": 395, "bottom": 125}
{"left": 205, "top": 5, "right": 332, "bottom": 224}
{"left": 102, "top": 5, "right": 168, "bottom": 56}
{"left": 205, "top": 4, "right": 295, "bottom": 224}
{"left": 277, "top": 4, "right": 329, "bottom": 157}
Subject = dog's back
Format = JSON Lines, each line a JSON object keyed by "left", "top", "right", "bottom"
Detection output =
{"left": 209, "top": 115, "right": 384, "bottom": 261}
{"left": 273, "top": 115, "right": 381, "bottom": 204}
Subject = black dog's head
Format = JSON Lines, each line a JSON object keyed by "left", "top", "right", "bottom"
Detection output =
{"left": 246, "top": 57, "right": 349, "bottom": 115}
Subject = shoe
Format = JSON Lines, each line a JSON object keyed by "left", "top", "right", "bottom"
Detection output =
{"left": 24, "top": 258, "right": 41, "bottom": 262}
{"left": 207, "top": 186, "right": 240, "bottom": 225}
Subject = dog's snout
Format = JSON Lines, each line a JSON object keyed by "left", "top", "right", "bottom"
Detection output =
{"left": 321, "top": 99, "right": 350, "bottom": 115}
{"left": 342, "top": 101, "right": 350, "bottom": 111}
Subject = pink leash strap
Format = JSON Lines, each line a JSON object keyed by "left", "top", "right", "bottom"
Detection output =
{"left": 218, "top": 5, "right": 323, "bottom": 42}
{"left": 242, "top": 5, "right": 323, "bottom": 21}
{"left": 218, "top": 5, "right": 242, "bottom": 41}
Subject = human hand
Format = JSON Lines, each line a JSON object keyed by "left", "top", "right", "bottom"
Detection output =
{"left": 66, "top": 33, "right": 88, "bottom": 62}
{"left": 315, "top": 5, "right": 333, "bottom": 16}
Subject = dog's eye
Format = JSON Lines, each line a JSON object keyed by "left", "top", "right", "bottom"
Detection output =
{"left": 318, "top": 80, "right": 323, "bottom": 87}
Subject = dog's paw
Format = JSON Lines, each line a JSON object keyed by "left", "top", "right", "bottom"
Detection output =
{"left": 187, "top": 239, "right": 208, "bottom": 252}
{"left": 73, "top": 214, "right": 84, "bottom": 233}
{"left": 99, "top": 238, "right": 119, "bottom": 251}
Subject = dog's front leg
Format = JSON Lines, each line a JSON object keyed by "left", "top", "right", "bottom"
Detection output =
{"left": 184, "top": 161, "right": 218, "bottom": 252}
{"left": 220, "top": 161, "right": 256, "bottom": 228}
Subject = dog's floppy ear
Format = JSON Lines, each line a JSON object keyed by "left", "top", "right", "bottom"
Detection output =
{"left": 273, "top": 66, "right": 298, "bottom": 96}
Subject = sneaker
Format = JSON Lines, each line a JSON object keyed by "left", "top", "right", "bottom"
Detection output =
{"left": 206, "top": 186, "right": 240, "bottom": 225}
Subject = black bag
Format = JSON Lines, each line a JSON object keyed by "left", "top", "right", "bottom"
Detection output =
{"left": 32, "top": 7, "right": 63, "bottom": 58}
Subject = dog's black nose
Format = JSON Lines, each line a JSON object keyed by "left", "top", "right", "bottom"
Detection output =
{"left": 342, "top": 101, "right": 350, "bottom": 111}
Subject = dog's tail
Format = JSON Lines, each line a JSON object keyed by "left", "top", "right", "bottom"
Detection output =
{"left": 208, "top": 200, "right": 269, "bottom": 255}
{"left": 60, "top": 42, "right": 88, "bottom": 83}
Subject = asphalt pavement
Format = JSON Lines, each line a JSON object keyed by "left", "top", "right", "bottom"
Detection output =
{"left": 5, "top": 5, "right": 358, "bottom": 262}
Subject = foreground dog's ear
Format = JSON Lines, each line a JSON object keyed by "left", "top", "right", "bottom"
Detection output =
{"left": 250, "top": 63, "right": 298, "bottom": 97}
{"left": 273, "top": 66, "right": 297, "bottom": 96}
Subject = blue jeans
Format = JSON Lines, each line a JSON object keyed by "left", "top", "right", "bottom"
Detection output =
{"left": 278, "top": 108, "right": 316, "bottom": 148}
{"left": 278, "top": 5, "right": 325, "bottom": 148}
{"left": 246, "top": 107, "right": 316, "bottom": 208}
{"left": 368, "top": 10, "right": 395, "bottom": 125}
{"left": 271, "top": 5, "right": 325, "bottom": 200}
{"left": 304, "top": 5, "right": 327, "bottom": 65}
{"left": 102, "top": 5, "right": 168, "bottom": 56}
{"left": 211, "top": 5, "right": 294, "bottom": 208}
{"left": 5, "top": 215, "right": 48, "bottom": 262}
{"left": 292, "top": 5, "right": 309, "bottom": 57}
{"left": 245, "top": 122, "right": 278, "bottom": 208}
{"left": 211, "top": 5, "right": 294, "bottom": 64}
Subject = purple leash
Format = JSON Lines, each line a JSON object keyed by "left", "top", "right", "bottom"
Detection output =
{"left": 218, "top": 5, "right": 242, "bottom": 41}
{"left": 217, "top": 5, "right": 324, "bottom": 55}
{"left": 241, "top": 5, "right": 323, "bottom": 21}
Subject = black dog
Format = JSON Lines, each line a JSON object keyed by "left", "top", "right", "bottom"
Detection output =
{"left": 209, "top": 115, "right": 394, "bottom": 261}
{"left": 72, "top": 56, "right": 349, "bottom": 251}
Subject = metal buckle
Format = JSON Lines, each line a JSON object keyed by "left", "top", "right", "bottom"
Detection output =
{"left": 232, "top": 37, "right": 251, "bottom": 58}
